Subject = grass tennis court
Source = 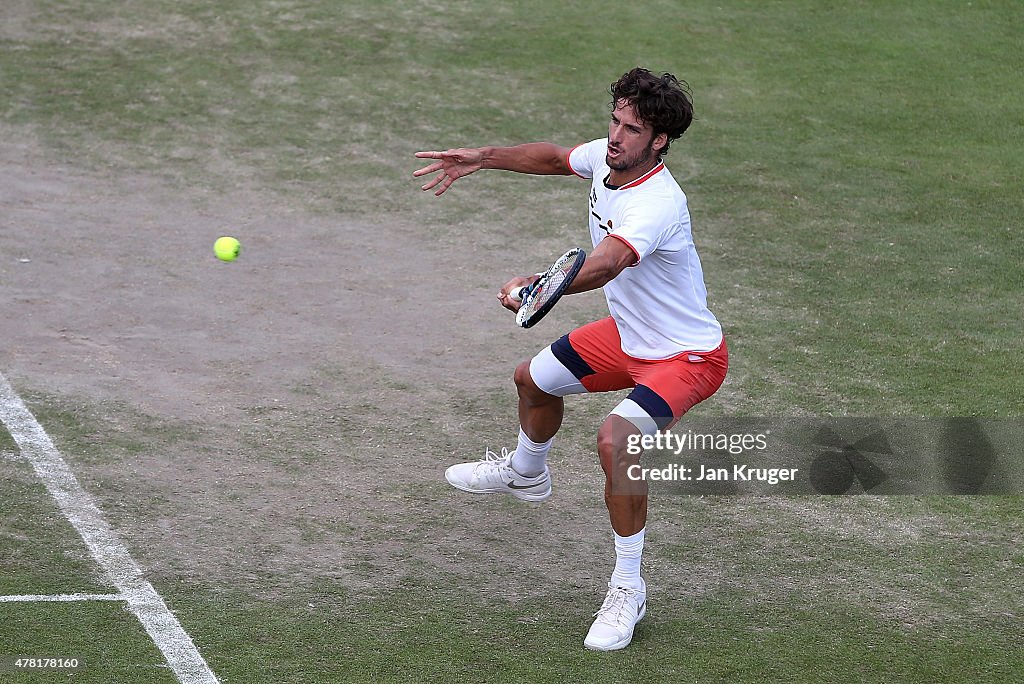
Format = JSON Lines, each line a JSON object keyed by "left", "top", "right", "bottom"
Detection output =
{"left": 1, "top": 1, "right": 1022, "bottom": 682}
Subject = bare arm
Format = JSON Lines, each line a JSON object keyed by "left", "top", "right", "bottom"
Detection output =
{"left": 414, "top": 142, "right": 573, "bottom": 196}
{"left": 479, "top": 143, "right": 574, "bottom": 175}
{"left": 563, "top": 236, "right": 637, "bottom": 295}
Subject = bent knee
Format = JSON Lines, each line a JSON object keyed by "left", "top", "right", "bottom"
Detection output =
{"left": 515, "top": 360, "right": 557, "bottom": 404}
{"left": 514, "top": 360, "right": 534, "bottom": 389}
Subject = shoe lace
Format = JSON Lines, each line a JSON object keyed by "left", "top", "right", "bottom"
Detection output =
{"left": 473, "top": 447, "right": 514, "bottom": 476}
{"left": 481, "top": 447, "right": 513, "bottom": 463}
{"left": 593, "top": 585, "right": 639, "bottom": 625}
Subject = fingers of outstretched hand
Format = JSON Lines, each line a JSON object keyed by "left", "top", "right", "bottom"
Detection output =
{"left": 434, "top": 174, "right": 456, "bottom": 196}
{"left": 412, "top": 160, "right": 444, "bottom": 178}
{"left": 414, "top": 149, "right": 469, "bottom": 195}
{"left": 419, "top": 171, "right": 455, "bottom": 196}
{"left": 413, "top": 151, "right": 451, "bottom": 194}
{"left": 420, "top": 171, "right": 445, "bottom": 192}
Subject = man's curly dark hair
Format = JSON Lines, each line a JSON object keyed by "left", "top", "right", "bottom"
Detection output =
{"left": 610, "top": 67, "right": 694, "bottom": 156}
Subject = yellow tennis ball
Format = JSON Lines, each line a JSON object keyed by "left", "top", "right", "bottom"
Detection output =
{"left": 214, "top": 236, "right": 240, "bottom": 262}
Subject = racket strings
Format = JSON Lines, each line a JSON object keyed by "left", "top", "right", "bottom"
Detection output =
{"left": 517, "top": 248, "right": 585, "bottom": 328}
{"left": 524, "top": 270, "right": 566, "bottom": 315}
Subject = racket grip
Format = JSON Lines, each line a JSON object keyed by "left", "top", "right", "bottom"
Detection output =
{"left": 509, "top": 286, "right": 527, "bottom": 302}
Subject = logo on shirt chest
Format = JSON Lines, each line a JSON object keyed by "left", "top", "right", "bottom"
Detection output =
{"left": 590, "top": 188, "right": 614, "bottom": 234}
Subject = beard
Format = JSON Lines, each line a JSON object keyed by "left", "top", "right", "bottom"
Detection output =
{"left": 606, "top": 138, "right": 658, "bottom": 172}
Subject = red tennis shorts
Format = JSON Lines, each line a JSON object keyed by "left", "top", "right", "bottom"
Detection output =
{"left": 550, "top": 317, "right": 728, "bottom": 430}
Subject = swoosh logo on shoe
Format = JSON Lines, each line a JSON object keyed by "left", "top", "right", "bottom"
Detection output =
{"left": 507, "top": 481, "right": 539, "bottom": 490}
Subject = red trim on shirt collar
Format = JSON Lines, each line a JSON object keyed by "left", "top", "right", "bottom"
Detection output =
{"left": 618, "top": 161, "right": 665, "bottom": 190}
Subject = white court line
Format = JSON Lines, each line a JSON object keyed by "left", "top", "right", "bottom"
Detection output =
{"left": 0, "top": 593, "right": 125, "bottom": 602}
{"left": 0, "top": 372, "right": 219, "bottom": 684}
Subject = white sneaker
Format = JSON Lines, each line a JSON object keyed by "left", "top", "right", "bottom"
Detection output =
{"left": 444, "top": 448, "right": 552, "bottom": 502}
{"left": 584, "top": 579, "right": 647, "bottom": 651}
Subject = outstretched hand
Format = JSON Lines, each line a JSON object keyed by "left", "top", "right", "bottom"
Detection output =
{"left": 413, "top": 148, "right": 484, "bottom": 196}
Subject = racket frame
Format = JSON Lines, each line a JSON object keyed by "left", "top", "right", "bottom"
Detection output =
{"left": 514, "top": 247, "right": 586, "bottom": 328}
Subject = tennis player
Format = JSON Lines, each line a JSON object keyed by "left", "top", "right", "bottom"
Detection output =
{"left": 413, "top": 67, "right": 727, "bottom": 651}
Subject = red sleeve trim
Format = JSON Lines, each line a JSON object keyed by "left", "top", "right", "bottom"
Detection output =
{"left": 566, "top": 143, "right": 587, "bottom": 178}
{"left": 607, "top": 233, "right": 641, "bottom": 266}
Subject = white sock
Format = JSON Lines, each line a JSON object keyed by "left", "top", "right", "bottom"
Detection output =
{"left": 610, "top": 528, "right": 645, "bottom": 590}
{"left": 510, "top": 428, "right": 552, "bottom": 477}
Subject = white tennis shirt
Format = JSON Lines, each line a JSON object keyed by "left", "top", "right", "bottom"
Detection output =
{"left": 568, "top": 138, "right": 723, "bottom": 360}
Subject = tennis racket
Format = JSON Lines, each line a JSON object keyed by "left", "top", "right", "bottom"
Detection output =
{"left": 509, "top": 247, "right": 586, "bottom": 328}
